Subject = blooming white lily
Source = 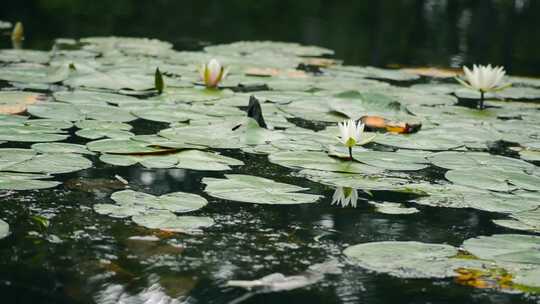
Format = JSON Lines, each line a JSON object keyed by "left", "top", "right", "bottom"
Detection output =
{"left": 200, "top": 58, "right": 227, "bottom": 88}
{"left": 331, "top": 187, "right": 358, "bottom": 208}
{"left": 338, "top": 119, "right": 364, "bottom": 160}
{"left": 456, "top": 64, "right": 510, "bottom": 109}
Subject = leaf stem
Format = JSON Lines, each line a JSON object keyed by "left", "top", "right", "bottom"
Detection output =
{"left": 479, "top": 91, "right": 485, "bottom": 110}
{"left": 348, "top": 146, "right": 353, "bottom": 161}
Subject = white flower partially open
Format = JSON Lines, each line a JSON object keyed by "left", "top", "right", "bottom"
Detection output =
{"left": 456, "top": 64, "right": 510, "bottom": 92}
{"left": 338, "top": 119, "right": 364, "bottom": 148}
{"left": 200, "top": 58, "right": 228, "bottom": 88}
{"left": 331, "top": 187, "right": 358, "bottom": 208}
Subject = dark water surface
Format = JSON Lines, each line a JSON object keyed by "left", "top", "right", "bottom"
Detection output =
{"left": 1, "top": 0, "right": 540, "bottom": 76}
{"left": 1, "top": 1, "right": 540, "bottom": 304}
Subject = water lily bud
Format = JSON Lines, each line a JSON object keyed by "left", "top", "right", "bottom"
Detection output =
{"left": 200, "top": 58, "right": 227, "bottom": 88}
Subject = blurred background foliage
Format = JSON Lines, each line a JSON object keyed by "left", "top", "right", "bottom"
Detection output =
{"left": 1, "top": 0, "right": 539, "bottom": 75}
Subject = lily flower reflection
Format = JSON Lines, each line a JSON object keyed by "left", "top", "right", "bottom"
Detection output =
{"left": 331, "top": 187, "right": 359, "bottom": 208}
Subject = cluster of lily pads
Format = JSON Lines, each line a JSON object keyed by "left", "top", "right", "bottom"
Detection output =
{"left": 1, "top": 32, "right": 540, "bottom": 292}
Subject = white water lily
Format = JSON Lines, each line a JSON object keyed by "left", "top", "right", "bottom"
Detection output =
{"left": 338, "top": 119, "right": 364, "bottom": 147}
{"left": 456, "top": 64, "right": 510, "bottom": 109}
{"left": 331, "top": 187, "right": 358, "bottom": 208}
{"left": 337, "top": 119, "right": 364, "bottom": 160}
{"left": 457, "top": 64, "right": 508, "bottom": 92}
{"left": 200, "top": 58, "right": 227, "bottom": 88}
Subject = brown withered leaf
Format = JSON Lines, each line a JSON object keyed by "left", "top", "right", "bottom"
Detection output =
{"left": 245, "top": 67, "right": 308, "bottom": 78}
{"left": 0, "top": 92, "right": 45, "bottom": 115}
{"left": 360, "top": 115, "right": 422, "bottom": 134}
{"left": 301, "top": 57, "right": 339, "bottom": 67}
{"left": 401, "top": 67, "right": 462, "bottom": 78}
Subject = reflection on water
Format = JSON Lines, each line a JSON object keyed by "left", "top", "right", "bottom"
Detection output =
{"left": 1, "top": 0, "right": 539, "bottom": 76}
{"left": 331, "top": 187, "right": 359, "bottom": 208}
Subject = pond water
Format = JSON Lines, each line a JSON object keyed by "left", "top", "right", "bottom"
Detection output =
{"left": 1, "top": 2, "right": 540, "bottom": 304}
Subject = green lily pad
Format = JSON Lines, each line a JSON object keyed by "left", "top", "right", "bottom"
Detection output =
{"left": 0, "top": 49, "right": 50, "bottom": 64}
{"left": 53, "top": 90, "right": 139, "bottom": 106}
{"left": 368, "top": 201, "right": 420, "bottom": 215}
{"left": 31, "top": 143, "right": 94, "bottom": 155}
{"left": 203, "top": 174, "right": 321, "bottom": 205}
{"left": 204, "top": 41, "right": 333, "bottom": 57}
{"left": 160, "top": 119, "right": 284, "bottom": 149}
{"left": 100, "top": 150, "right": 243, "bottom": 171}
{"left": 428, "top": 151, "right": 534, "bottom": 171}
{"left": 343, "top": 241, "right": 481, "bottom": 279}
{"left": 0, "top": 64, "right": 71, "bottom": 84}
{"left": 64, "top": 70, "right": 155, "bottom": 91}
{"left": 462, "top": 234, "right": 540, "bottom": 265}
{"left": 269, "top": 151, "right": 383, "bottom": 174}
{"left": 75, "top": 120, "right": 134, "bottom": 140}
{"left": 0, "top": 125, "right": 68, "bottom": 143}
{"left": 297, "top": 169, "right": 410, "bottom": 191}
{"left": 132, "top": 210, "right": 214, "bottom": 232}
{"left": 87, "top": 138, "right": 173, "bottom": 154}
{"left": 0, "top": 148, "right": 36, "bottom": 170}
{"left": 520, "top": 150, "right": 540, "bottom": 162}
{"left": 445, "top": 168, "right": 540, "bottom": 191}
{"left": 111, "top": 189, "right": 208, "bottom": 213}
{"left": 0, "top": 172, "right": 60, "bottom": 190}
{"left": 28, "top": 103, "right": 82, "bottom": 121}
{"left": 352, "top": 150, "right": 430, "bottom": 171}
{"left": 4, "top": 153, "right": 92, "bottom": 174}
{"left": 374, "top": 131, "right": 463, "bottom": 151}
{"left": 93, "top": 203, "right": 147, "bottom": 219}
{"left": 0, "top": 219, "right": 9, "bottom": 239}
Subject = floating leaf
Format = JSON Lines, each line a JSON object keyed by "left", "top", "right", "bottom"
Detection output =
{"left": 368, "top": 201, "right": 420, "bottom": 215}
{"left": 203, "top": 174, "right": 321, "bottom": 205}
{"left": 0, "top": 91, "right": 45, "bottom": 115}
{"left": 111, "top": 189, "right": 208, "bottom": 213}
{"left": 53, "top": 90, "right": 139, "bottom": 106}
{"left": 31, "top": 143, "right": 94, "bottom": 155}
{"left": 4, "top": 153, "right": 92, "bottom": 174}
{"left": 132, "top": 210, "right": 214, "bottom": 232}
{"left": 269, "top": 151, "right": 383, "bottom": 174}
{"left": 428, "top": 151, "right": 534, "bottom": 171}
{"left": 0, "top": 219, "right": 8, "bottom": 239}
{"left": 87, "top": 138, "right": 173, "bottom": 154}
{"left": 0, "top": 172, "right": 60, "bottom": 190}
{"left": 344, "top": 241, "right": 482, "bottom": 279}
{"left": 462, "top": 234, "right": 540, "bottom": 265}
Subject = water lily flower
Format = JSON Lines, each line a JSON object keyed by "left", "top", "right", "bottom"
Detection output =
{"left": 200, "top": 58, "right": 227, "bottom": 88}
{"left": 337, "top": 119, "right": 364, "bottom": 160}
{"left": 456, "top": 64, "right": 511, "bottom": 109}
{"left": 331, "top": 187, "right": 358, "bottom": 208}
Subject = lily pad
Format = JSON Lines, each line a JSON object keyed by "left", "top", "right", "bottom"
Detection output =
{"left": 31, "top": 143, "right": 94, "bottom": 155}
{"left": 462, "top": 234, "right": 540, "bottom": 265}
{"left": 0, "top": 172, "right": 60, "bottom": 190}
{"left": 0, "top": 91, "right": 45, "bottom": 115}
{"left": 269, "top": 151, "right": 383, "bottom": 174}
{"left": 4, "top": 153, "right": 92, "bottom": 174}
{"left": 53, "top": 90, "right": 139, "bottom": 106}
{"left": 86, "top": 138, "right": 173, "bottom": 154}
{"left": 368, "top": 201, "right": 420, "bottom": 215}
{"left": 132, "top": 210, "right": 214, "bottom": 232}
{"left": 0, "top": 219, "right": 9, "bottom": 239}
{"left": 0, "top": 124, "right": 68, "bottom": 143}
{"left": 111, "top": 189, "right": 208, "bottom": 213}
{"left": 428, "top": 151, "right": 534, "bottom": 171}
{"left": 343, "top": 241, "right": 482, "bottom": 279}
{"left": 203, "top": 174, "right": 321, "bottom": 205}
